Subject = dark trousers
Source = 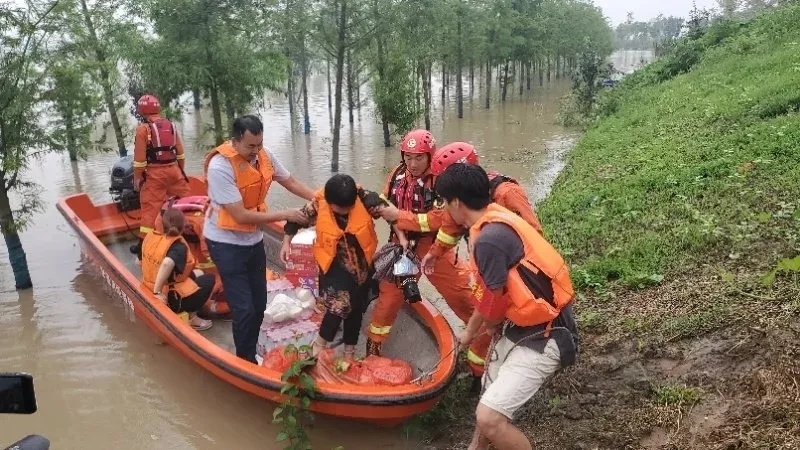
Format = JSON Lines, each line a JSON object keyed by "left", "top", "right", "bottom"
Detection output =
{"left": 317, "top": 282, "right": 369, "bottom": 346}
{"left": 167, "top": 273, "right": 215, "bottom": 313}
{"left": 206, "top": 238, "right": 267, "bottom": 363}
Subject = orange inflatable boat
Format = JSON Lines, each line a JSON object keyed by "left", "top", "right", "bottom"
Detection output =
{"left": 56, "top": 175, "right": 458, "bottom": 426}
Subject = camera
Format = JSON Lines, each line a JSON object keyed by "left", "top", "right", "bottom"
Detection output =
{"left": 399, "top": 276, "right": 422, "bottom": 303}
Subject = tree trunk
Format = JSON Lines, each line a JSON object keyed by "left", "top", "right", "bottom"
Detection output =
{"left": 208, "top": 82, "right": 224, "bottom": 145}
{"left": 556, "top": 54, "right": 561, "bottom": 79}
{"left": 423, "top": 62, "right": 431, "bottom": 130}
{"left": 441, "top": 64, "right": 446, "bottom": 104}
{"left": 484, "top": 62, "right": 491, "bottom": 109}
{"left": 374, "top": 0, "right": 390, "bottom": 147}
{"left": 301, "top": 38, "right": 311, "bottom": 134}
{"left": 456, "top": 13, "right": 463, "bottom": 119}
{"left": 469, "top": 61, "right": 475, "bottom": 99}
{"left": 501, "top": 61, "right": 509, "bottom": 103}
{"left": 527, "top": 60, "right": 532, "bottom": 91}
{"left": 287, "top": 62, "right": 295, "bottom": 129}
{"left": 66, "top": 107, "right": 78, "bottom": 161}
{"left": 326, "top": 58, "right": 333, "bottom": 112}
{"left": 347, "top": 48, "right": 354, "bottom": 124}
{"left": 415, "top": 63, "right": 421, "bottom": 113}
{"left": 224, "top": 97, "right": 235, "bottom": 125}
{"left": 519, "top": 62, "right": 524, "bottom": 97}
{"left": 331, "top": 0, "right": 347, "bottom": 171}
{"left": 192, "top": 88, "right": 201, "bottom": 110}
{"left": 0, "top": 179, "right": 32, "bottom": 289}
{"left": 79, "top": 0, "right": 126, "bottom": 156}
{"left": 547, "top": 56, "right": 551, "bottom": 82}
{"left": 539, "top": 58, "right": 544, "bottom": 86}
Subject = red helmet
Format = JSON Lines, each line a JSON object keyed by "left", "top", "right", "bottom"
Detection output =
{"left": 431, "top": 142, "right": 480, "bottom": 175}
{"left": 399, "top": 129, "right": 436, "bottom": 155}
{"left": 137, "top": 94, "right": 161, "bottom": 116}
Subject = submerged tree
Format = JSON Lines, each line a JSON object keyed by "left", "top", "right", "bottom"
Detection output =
{"left": 0, "top": 1, "right": 60, "bottom": 289}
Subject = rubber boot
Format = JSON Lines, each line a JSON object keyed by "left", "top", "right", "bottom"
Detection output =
{"left": 366, "top": 338, "right": 382, "bottom": 357}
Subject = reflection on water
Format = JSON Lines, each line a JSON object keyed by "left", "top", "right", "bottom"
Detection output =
{"left": 0, "top": 52, "right": 653, "bottom": 449}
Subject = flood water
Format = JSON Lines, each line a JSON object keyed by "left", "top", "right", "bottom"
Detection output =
{"left": 0, "top": 50, "right": 646, "bottom": 448}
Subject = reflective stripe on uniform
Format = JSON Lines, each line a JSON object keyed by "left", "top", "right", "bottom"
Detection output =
{"left": 196, "top": 261, "right": 216, "bottom": 270}
{"left": 133, "top": 161, "right": 148, "bottom": 168}
{"left": 369, "top": 323, "right": 392, "bottom": 335}
{"left": 467, "top": 349, "right": 486, "bottom": 366}
{"left": 140, "top": 226, "right": 155, "bottom": 234}
{"left": 176, "top": 154, "right": 185, "bottom": 160}
{"left": 417, "top": 214, "right": 430, "bottom": 233}
{"left": 436, "top": 229, "right": 459, "bottom": 246}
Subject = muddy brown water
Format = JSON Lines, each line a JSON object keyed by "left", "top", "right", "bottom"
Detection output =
{"left": 1, "top": 51, "right": 648, "bottom": 448}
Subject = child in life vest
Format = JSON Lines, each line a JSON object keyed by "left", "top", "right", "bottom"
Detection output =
{"left": 280, "top": 174, "right": 407, "bottom": 359}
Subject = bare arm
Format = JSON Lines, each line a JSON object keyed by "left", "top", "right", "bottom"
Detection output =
{"left": 220, "top": 201, "right": 300, "bottom": 225}
{"left": 152, "top": 257, "right": 176, "bottom": 294}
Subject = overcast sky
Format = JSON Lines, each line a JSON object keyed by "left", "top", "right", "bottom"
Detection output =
{"left": 592, "top": 0, "right": 719, "bottom": 25}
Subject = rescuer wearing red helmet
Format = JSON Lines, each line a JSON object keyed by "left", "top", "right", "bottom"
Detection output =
{"left": 130, "top": 94, "right": 191, "bottom": 258}
{"left": 368, "top": 129, "right": 488, "bottom": 380}
{"left": 427, "top": 141, "right": 543, "bottom": 253}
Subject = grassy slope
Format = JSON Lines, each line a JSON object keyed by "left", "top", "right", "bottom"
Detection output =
{"left": 423, "top": 4, "right": 800, "bottom": 449}
{"left": 540, "top": 9, "right": 800, "bottom": 290}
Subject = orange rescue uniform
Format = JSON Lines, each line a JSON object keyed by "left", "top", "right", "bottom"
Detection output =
{"left": 411, "top": 171, "right": 544, "bottom": 259}
{"left": 141, "top": 232, "right": 200, "bottom": 299}
{"left": 133, "top": 115, "right": 190, "bottom": 236}
{"left": 367, "top": 164, "right": 490, "bottom": 376}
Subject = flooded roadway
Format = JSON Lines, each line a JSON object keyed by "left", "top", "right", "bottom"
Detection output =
{"left": 0, "top": 53, "right": 657, "bottom": 448}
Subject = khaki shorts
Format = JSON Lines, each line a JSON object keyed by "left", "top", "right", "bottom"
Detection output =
{"left": 480, "top": 336, "right": 561, "bottom": 419}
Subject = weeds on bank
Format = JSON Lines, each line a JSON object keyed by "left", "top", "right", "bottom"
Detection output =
{"left": 273, "top": 344, "right": 317, "bottom": 450}
{"left": 653, "top": 384, "right": 703, "bottom": 407}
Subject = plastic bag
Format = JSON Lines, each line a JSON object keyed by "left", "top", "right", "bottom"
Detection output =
{"left": 393, "top": 254, "right": 419, "bottom": 277}
{"left": 362, "top": 356, "right": 413, "bottom": 386}
{"left": 264, "top": 293, "right": 304, "bottom": 323}
{"left": 373, "top": 243, "right": 421, "bottom": 283}
{"left": 262, "top": 346, "right": 300, "bottom": 373}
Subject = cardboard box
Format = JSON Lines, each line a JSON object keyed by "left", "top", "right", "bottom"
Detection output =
{"left": 285, "top": 227, "right": 319, "bottom": 295}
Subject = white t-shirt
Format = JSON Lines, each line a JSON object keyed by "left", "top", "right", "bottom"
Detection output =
{"left": 203, "top": 149, "right": 290, "bottom": 246}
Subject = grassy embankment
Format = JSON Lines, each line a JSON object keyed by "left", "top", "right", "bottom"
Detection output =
{"left": 416, "top": 3, "right": 800, "bottom": 448}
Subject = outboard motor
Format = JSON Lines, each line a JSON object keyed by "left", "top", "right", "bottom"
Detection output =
{"left": 109, "top": 155, "right": 141, "bottom": 213}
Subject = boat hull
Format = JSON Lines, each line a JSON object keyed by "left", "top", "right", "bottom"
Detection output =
{"left": 56, "top": 176, "right": 458, "bottom": 426}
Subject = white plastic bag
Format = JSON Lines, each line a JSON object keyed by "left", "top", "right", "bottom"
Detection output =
{"left": 393, "top": 254, "right": 419, "bottom": 277}
{"left": 264, "top": 293, "right": 304, "bottom": 323}
{"left": 295, "top": 288, "right": 316, "bottom": 310}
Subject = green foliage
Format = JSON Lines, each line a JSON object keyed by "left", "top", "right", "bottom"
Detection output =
{"left": 653, "top": 384, "right": 703, "bottom": 406}
{"left": 540, "top": 3, "right": 800, "bottom": 289}
{"left": 372, "top": 53, "right": 421, "bottom": 137}
{"left": 0, "top": 2, "right": 60, "bottom": 231}
{"left": 272, "top": 344, "right": 318, "bottom": 450}
{"left": 42, "top": 45, "right": 104, "bottom": 160}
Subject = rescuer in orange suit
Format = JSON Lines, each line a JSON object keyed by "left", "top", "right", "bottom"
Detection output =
{"left": 130, "top": 94, "right": 190, "bottom": 258}
{"left": 366, "top": 129, "right": 489, "bottom": 383}
{"left": 419, "top": 141, "right": 544, "bottom": 278}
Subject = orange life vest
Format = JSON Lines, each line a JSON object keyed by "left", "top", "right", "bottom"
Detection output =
{"left": 312, "top": 189, "right": 378, "bottom": 274}
{"left": 203, "top": 141, "right": 274, "bottom": 233}
{"left": 141, "top": 232, "right": 200, "bottom": 298}
{"left": 468, "top": 203, "right": 574, "bottom": 327}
